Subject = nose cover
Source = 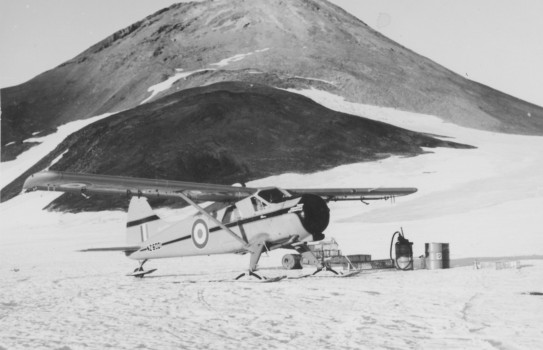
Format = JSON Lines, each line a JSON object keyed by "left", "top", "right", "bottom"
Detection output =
{"left": 298, "top": 194, "right": 330, "bottom": 238}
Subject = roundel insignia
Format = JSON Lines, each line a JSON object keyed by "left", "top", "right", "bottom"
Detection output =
{"left": 63, "top": 183, "right": 90, "bottom": 189}
{"left": 191, "top": 219, "right": 209, "bottom": 249}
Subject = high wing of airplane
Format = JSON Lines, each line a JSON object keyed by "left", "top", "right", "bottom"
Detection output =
{"left": 23, "top": 171, "right": 417, "bottom": 279}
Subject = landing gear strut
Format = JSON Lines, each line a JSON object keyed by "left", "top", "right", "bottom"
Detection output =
{"left": 235, "top": 242, "right": 266, "bottom": 280}
{"left": 133, "top": 259, "right": 148, "bottom": 276}
{"left": 312, "top": 263, "right": 339, "bottom": 276}
{"left": 292, "top": 242, "right": 340, "bottom": 275}
{"left": 128, "top": 259, "right": 157, "bottom": 278}
{"left": 235, "top": 270, "right": 264, "bottom": 280}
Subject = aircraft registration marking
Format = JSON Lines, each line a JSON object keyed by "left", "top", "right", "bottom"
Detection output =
{"left": 141, "top": 242, "right": 162, "bottom": 252}
{"left": 147, "top": 242, "right": 162, "bottom": 251}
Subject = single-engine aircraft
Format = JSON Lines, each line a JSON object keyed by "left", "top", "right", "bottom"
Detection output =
{"left": 23, "top": 171, "right": 417, "bottom": 279}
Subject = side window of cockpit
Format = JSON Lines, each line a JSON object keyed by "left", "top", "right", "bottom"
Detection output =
{"left": 250, "top": 197, "right": 267, "bottom": 211}
{"left": 222, "top": 205, "right": 240, "bottom": 224}
{"left": 258, "top": 188, "right": 288, "bottom": 203}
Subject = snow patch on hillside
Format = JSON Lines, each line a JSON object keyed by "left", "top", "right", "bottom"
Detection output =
{"left": 141, "top": 48, "right": 271, "bottom": 104}
{"left": 46, "top": 149, "right": 69, "bottom": 170}
{"left": 293, "top": 76, "right": 337, "bottom": 86}
{"left": 141, "top": 68, "right": 211, "bottom": 104}
{"left": 210, "top": 48, "right": 270, "bottom": 67}
{"left": 1, "top": 113, "right": 114, "bottom": 189}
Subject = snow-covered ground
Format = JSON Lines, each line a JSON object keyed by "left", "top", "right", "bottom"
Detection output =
{"left": 1, "top": 89, "right": 543, "bottom": 349}
{"left": 1, "top": 192, "right": 542, "bottom": 349}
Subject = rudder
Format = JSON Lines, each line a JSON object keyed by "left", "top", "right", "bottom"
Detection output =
{"left": 126, "top": 197, "right": 165, "bottom": 246}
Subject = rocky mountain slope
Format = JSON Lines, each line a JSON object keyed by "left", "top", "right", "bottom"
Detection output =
{"left": 2, "top": 0, "right": 542, "bottom": 160}
{"left": 2, "top": 82, "right": 471, "bottom": 211}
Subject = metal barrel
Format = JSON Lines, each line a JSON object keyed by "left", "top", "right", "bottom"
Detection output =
{"left": 425, "top": 243, "right": 450, "bottom": 269}
{"left": 395, "top": 242, "right": 414, "bottom": 270}
{"left": 282, "top": 254, "right": 302, "bottom": 270}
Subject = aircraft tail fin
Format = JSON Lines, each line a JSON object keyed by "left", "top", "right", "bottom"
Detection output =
{"left": 126, "top": 197, "right": 165, "bottom": 246}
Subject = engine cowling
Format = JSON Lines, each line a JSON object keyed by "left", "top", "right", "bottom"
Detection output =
{"left": 298, "top": 194, "right": 330, "bottom": 240}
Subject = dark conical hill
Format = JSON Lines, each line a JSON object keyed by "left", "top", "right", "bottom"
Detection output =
{"left": 2, "top": 82, "right": 472, "bottom": 211}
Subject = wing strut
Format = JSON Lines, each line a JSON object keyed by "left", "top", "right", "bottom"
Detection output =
{"left": 173, "top": 192, "right": 248, "bottom": 247}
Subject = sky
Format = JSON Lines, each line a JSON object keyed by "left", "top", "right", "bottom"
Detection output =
{"left": 333, "top": 0, "right": 543, "bottom": 107}
{"left": 0, "top": 0, "right": 542, "bottom": 107}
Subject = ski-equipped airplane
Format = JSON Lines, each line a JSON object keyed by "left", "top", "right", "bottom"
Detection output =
{"left": 23, "top": 171, "right": 417, "bottom": 280}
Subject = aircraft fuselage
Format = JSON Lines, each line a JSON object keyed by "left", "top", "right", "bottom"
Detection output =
{"left": 129, "top": 190, "right": 330, "bottom": 260}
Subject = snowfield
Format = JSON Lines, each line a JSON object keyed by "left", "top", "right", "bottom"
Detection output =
{"left": 1, "top": 89, "right": 543, "bottom": 349}
{"left": 1, "top": 193, "right": 542, "bottom": 350}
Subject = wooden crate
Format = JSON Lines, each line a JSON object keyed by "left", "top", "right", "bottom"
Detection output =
{"left": 473, "top": 260, "right": 520, "bottom": 270}
{"left": 345, "top": 254, "right": 372, "bottom": 263}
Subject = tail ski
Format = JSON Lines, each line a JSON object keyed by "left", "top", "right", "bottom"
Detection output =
{"left": 126, "top": 197, "right": 166, "bottom": 246}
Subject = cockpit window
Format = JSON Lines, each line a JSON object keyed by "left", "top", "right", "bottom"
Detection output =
{"left": 258, "top": 188, "right": 290, "bottom": 204}
{"left": 251, "top": 197, "right": 267, "bottom": 211}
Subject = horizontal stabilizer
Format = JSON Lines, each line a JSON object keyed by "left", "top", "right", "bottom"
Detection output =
{"left": 78, "top": 246, "right": 140, "bottom": 256}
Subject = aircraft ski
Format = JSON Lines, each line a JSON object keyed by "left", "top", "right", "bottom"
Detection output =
{"left": 288, "top": 270, "right": 362, "bottom": 280}
{"left": 229, "top": 275, "right": 287, "bottom": 283}
{"left": 128, "top": 268, "right": 157, "bottom": 278}
{"left": 23, "top": 170, "right": 417, "bottom": 279}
